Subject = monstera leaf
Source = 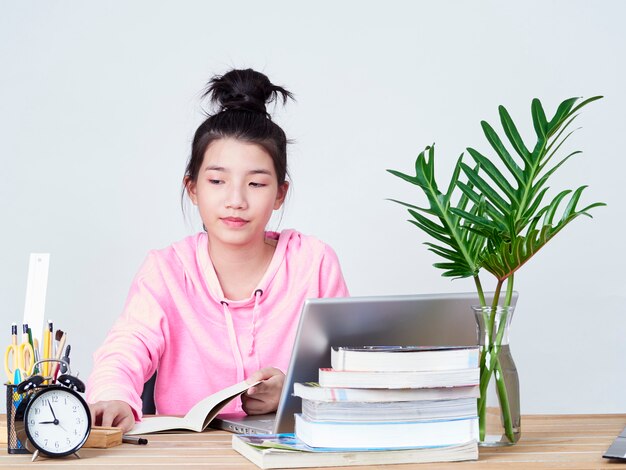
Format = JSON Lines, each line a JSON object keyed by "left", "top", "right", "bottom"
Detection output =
{"left": 452, "top": 96, "right": 605, "bottom": 281}
{"left": 387, "top": 145, "right": 485, "bottom": 280}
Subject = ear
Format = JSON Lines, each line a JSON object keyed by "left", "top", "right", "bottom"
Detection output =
{"left": 184, "top": 176, "right": 198, "bottom": 205}
{"left": 274, "top": 181, "right": 289, "bottom": 210}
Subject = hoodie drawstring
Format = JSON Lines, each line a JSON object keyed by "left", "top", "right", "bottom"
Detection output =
{"left": 221, "top": 289, "right": 263, "bottom": 384}
{"left": 250, "top": 289, "right": 262, "bottom": 356}
{"left": 221, "top": 300, "right": 245, "bottom": 384}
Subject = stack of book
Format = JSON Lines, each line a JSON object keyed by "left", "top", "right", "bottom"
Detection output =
{"left": 233, "top": 345, "right": 480, "bottom": 468}
{"left": 293, "top": 345, "right": 480, "bottom": 452}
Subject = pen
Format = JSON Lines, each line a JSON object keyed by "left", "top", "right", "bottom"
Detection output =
{"left": 22, "top": 324, "right": 32, "bottom": 369}
{"left": 42, "top": 320, "right": 52, "bottom": 380}
{"left": 122, "top": 435, "right": 148, "bottom": 445}
{"left": 47, "top": 320, "right": 53, "bottom": 363}
{"left": 28, "top": 328, "right": 38, "bottom": 374}
{"left": 5, "top": 323, "right": 18, "bottom": 384}
{"left": 51, "top": 330, "right": 66, "bottom": 382}
{"left": 60, "top": 344, "right": 71, "bottom": 373}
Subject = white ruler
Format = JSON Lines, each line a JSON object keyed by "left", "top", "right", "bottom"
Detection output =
{"left": 22, "top": 253, "right": 50, "bottom": 346}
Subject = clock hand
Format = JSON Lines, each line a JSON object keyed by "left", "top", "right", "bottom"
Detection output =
{"left": 38, "top": 420, "right": 56, "bottom": 424}
{"left": 47, "top": 399, "right": 60, "bottom": 425}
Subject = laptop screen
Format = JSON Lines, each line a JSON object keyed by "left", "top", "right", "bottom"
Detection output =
{"left": 273, "top": 291, "right": 518, "bottom": 433}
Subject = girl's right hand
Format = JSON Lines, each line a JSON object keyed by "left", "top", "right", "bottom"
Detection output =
{"left": 89, "top": 400, "right": 135, "bottom": 433}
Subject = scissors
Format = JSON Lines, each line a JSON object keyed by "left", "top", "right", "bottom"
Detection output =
{"left": 4, "top": 323, "right": 35, "bottom": 383}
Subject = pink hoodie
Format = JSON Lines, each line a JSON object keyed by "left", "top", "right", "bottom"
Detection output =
{"left": 86, "top": 229, "right": 348, "bottom": 420}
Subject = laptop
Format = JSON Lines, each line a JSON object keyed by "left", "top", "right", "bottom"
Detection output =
{"left": 211, "top": 291, "right": 518, "bottom": 434}
{"left": 603, "top": 425, "right": 626, "bottom": 460}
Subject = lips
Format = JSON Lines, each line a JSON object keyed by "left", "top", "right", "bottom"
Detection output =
{"left": 221, "top": 217, "right": 248, "bottom": 228}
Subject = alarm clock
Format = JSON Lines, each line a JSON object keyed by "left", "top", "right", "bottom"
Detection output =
{"left": 14, "top": 362, "right": 91, "bottom": 460}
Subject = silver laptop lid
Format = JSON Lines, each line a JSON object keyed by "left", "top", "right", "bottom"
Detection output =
{"left": 273, "top": 291, "right": 518, "bottom": 433}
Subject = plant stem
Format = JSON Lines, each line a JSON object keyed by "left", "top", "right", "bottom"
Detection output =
{"left": 474, "top": 275, "right": 488, "bottom": 440}
{"left": 474, "top": 276, "right": 487, "bottom": 308}
{"left": 478, "top": 275, "right": 516, "bottom": 443}
{"left": 498, "top": 274, "right": 516, "bottom": 442}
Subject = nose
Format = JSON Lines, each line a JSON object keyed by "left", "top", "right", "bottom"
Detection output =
{"left": 225, "top": 183, "right": 247, "bottom": 210}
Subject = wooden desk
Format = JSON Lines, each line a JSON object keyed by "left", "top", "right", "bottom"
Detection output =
{"left": 2, "top": 414, "right": 624, "bottom": 469}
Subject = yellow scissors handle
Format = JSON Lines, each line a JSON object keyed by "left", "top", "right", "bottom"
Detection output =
{"left": 4, "top": 344, "right": 18, "bottom": 381}
{"left": 18, "top": 342, "right": 35, "bottom": 376}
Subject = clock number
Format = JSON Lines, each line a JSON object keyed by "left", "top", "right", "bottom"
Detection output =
{"left": 66, "top": 438, "right": 71, "bottom": 445}
{"left": 55, "top": 441, "right": 60, "bottom": 449}
{"left": 34, "top": 431, "right": 39, "bottom": 438}
{"left": 51, "top": 395, "right": 59, "bottom": 403}
{"left": 44, "top": 439, "right": 48, "bottom": 447}
{"left": 29, "top": 418, "right": 35, "bottom": 425}
{"left": 73, "top": 405, "right": 78, "bottom": 413}
{"left": 76, "top": 417, "right": 82, "bottom": 424}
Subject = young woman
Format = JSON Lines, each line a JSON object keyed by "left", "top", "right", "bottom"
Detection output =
{"left": 86, "top": 69, "right": 349, "bottom": 432}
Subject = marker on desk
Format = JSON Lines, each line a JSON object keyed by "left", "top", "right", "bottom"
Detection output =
{"left": 122, "top": 435, "right": 148, "bottom": 445}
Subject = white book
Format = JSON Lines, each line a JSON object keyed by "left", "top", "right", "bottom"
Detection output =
{"left": 295, "top": 413, "right": 479, "bottom": 449}
{"left": 331, "top": 346, "right": 479, "bottom": 371}
{"left": 318, "top": 367, "right": 479, "bottom": 389}
{"left": 126, "top": 380, "right": 257, "bottom": 435}
{"left": 302, "top": 397, "right": 478, "bottom": 422}
{"left": 232, "top": 434, "right": 478, "bottom": 469}
{"left": 293, "top": 382, "right": 480, "bottom": 402}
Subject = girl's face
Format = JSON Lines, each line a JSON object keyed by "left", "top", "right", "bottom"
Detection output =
{"left": 186, "top": 138, "right": 288, "bottom": 249}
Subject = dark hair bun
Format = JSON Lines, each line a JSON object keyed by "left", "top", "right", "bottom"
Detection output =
{"left": 204, "top": 68, "right": 294, "bottom": 115}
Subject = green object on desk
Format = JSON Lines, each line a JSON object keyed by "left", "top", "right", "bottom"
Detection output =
{"left": 387, "top": 95, "right": 606, "bottom": 444}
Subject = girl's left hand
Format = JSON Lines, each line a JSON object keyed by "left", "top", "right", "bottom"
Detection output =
{"left": 242, "top": 367, "right": 285, "bottom": 415}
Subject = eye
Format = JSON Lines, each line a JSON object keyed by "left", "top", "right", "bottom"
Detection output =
{"left": 249, "top": 182, "right": 267, "bottom": 188}
{"left": 208, "top": 179, "right": 223, "bottom": 185}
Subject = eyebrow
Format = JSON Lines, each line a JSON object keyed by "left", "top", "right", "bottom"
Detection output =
{"left": 204, "top": 165, "right": 273, "bottom": 176}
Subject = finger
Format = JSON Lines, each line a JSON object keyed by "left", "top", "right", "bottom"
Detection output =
{"left": 114, "top": 413, "right": 135, "bottom": 433}
{"left": 246, "top": 381, "right": 272, "bottom": 397}
{"left": 241, "top": 395, "right": 264, "bottom": 414}
{"left": 247, "top": 367, "right": 281, "bottom": 383}
{"left": 88, "top": 403, "right": 102, "bottom": 426}
{"left": 100, "top": 407, "right": 119, "bottom": 428}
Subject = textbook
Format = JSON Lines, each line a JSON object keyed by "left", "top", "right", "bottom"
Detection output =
{"left": 294, "top": 413, "right": 479, "bottom": 449}
{"left": 126, "top": 380, "right": 258, "bottom": 435}
{"left": 318, "top": 367, "right": 479, "bottom": 389}
{"left": 293, "top": 382, "right": 480, "bottom": 402}
{"left": 232, "top": 434, "right": 478, "bottom": 469}
{"left": 331, "top": 345, "right": 479, "bottom": 371}
{"left": 301, "top": 397, "right": 477, "bottom": 422}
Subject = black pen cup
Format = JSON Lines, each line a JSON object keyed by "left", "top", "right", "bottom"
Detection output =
{"left": 5, "top": 384, "right": 29, "bottom": 454}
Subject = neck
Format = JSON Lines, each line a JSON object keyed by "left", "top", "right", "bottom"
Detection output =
{"left": 206, "top": 234, "right": 275, "bottom": 299}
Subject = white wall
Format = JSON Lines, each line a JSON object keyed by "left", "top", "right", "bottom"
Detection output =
{"left": 1, "top": 0, "right": 624, "bottom": 414}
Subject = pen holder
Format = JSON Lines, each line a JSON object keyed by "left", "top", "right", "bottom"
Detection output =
{"left": 5, "top": 384, "right": 29, "bottom": 454}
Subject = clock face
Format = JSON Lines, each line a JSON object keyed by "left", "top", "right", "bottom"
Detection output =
{"left": 24, "top": 386, "right": 91, "bottom": 456}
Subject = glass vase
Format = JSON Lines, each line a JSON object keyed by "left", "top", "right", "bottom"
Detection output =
{"left": 473, "top": 306, "right": 520, "bottom": 446}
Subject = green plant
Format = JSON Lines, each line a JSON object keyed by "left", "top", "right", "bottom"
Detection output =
{"left": 387, "top": 96, "right": 605, "bottom": 442}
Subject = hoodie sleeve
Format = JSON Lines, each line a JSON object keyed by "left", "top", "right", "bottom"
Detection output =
{"left": 86, "top": 252, "right": 169, "bottom": 420}
{"left": 318, "top": 244, "right": 350, "bottom": 297}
